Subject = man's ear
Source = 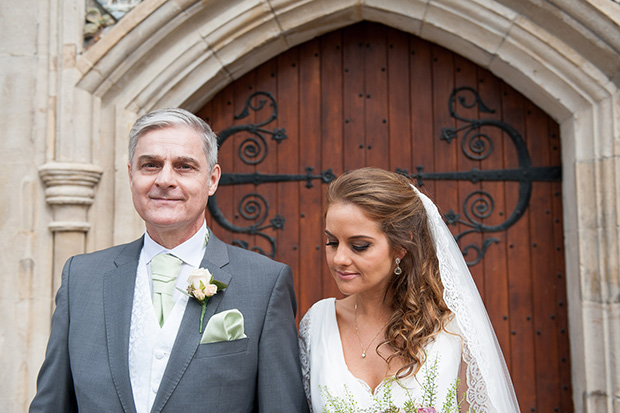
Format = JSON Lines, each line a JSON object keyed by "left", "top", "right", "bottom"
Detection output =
{"left": 208, "top": 164, "right": 221, "bottom": 196}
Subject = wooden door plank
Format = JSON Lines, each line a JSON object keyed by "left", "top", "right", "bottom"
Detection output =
{"left": 363, "top": 23, "right": 389, "bottom": 168}
{"left": 255, "top": 58, "right": 279, "bottom": 257}
{"left": 320, "top": 30, "right": 345, "bottom": 300}
{"left": 454, "top": 55, "right": 485, "bottom": 294}
{"left": 276, "top": 48, "right": 303, "bottom": 319}
{"left": 298, "top": 39, "right": 324, "bottom": 315}
{"left": 430, "top": 45, "right": 458, "bottom": 242}
{"left": 501, "top": 83, "right": 537, "bottom": 412}
{"left": 387, "top": 29, "right": 411, "bottom": 172}
{"left": 548, "top": 119, "right": 574, "bottom": 412}
{"left": 409, "top": 37, "right": 434, "bottom": 194}
{"left": 196, "top": 99, "right": 214, "bottom": 229}
{"left": 342, "top": 24, "right": 366, "bottom": 171}
{"left": 476, "top": 67, "right": 512, "bottom": 369}
{"left": 210, "top": 85, "right": 236, "bottom": 245}
{"left": 230, "top": 72, "right": 258, "bottom": 251}
{"left": 526, "top": 102, "right": 561, "bottom": 413}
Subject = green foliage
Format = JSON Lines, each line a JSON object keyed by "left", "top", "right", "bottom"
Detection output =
{"left": 318, "top": 354, "right": 477, "bottom": 413}
{"left": 320, "top": 385, "right": 359, "bottom": 413}
{"left": 421, "top": 355, "right": 439, "bottom": 408}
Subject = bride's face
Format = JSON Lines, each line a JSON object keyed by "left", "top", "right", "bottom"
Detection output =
{"left": 324, "top": 202, "right": 396, "bottom": 297}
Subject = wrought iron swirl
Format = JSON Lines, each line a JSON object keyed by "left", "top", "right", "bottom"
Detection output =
{"left": 400, "top": 86, "right": 562, "bottom": 265}
{"left": 462, "top": 129, "right": 494, "bottom": 160}
{"left": 238, "top": 135, "right": 267, "bottom": 165}
{"left": 206, "top": 92, "right": 335, "bottom": 258}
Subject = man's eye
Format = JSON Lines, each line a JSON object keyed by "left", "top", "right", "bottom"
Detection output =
{"left": 142, "top": 163, "right": 157, "bottom": 168}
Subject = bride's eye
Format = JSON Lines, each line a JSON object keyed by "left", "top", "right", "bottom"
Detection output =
{"left": 325, "top": 240, "right": 338, "bottom": 248}
{"left": 352, "top": 243, "right": 370, "bottom": 252}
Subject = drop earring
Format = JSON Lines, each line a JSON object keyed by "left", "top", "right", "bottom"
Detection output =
{"left": 394, "top": 257, "right": 402, "bottom": 275}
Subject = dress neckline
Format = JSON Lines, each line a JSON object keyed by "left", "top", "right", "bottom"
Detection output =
{"left": 329, "top": 298, "right": 399, "bottom": 395}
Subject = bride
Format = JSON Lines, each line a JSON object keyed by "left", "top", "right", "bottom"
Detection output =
{"left": 299, "top": 167, "right": 520, "bottom": 412}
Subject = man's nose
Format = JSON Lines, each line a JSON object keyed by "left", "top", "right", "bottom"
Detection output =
{"left": 155, "top": 164, "right": 176, "bottom": 187}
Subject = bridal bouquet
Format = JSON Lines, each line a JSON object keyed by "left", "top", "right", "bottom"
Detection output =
{"left": 320, "top": 356, "right": 472, "bottom": 413}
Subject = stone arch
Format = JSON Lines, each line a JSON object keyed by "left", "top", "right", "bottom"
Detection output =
{"left": 66, "top": 1, "right": 619, "bottom": 410}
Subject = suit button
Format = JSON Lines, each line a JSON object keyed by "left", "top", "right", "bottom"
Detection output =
{"left": 154, "top": 350, "right": 165, "bottom": 359}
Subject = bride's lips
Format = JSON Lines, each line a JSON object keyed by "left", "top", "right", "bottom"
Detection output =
{"left": 336, "top": 271, "right": 359, "bottom": 281}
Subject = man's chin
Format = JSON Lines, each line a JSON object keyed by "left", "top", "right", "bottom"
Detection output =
{"left": 142, "top": 211, "right": 186, "bottom": 228}
{"left": 147, "top": 218, "right": 184, "bottom": 228}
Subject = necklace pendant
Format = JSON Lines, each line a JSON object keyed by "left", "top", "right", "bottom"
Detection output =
{"left": 361, "top": 351, "right": 366, "bottom": 358}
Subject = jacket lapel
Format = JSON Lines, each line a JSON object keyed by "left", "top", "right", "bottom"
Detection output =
{"left": 103, "top": 238, "right": 143, "bottom": 413}
{"left": 150, "top": 232, "right": 233, "bottom": 413}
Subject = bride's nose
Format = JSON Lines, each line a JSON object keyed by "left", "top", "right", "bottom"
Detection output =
{"left": 331, "top": 245, "right": 352, "bottom": 267}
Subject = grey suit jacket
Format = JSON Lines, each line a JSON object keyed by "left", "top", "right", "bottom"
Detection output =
{"left": 30, "top": 231, "right": 308, "bottom": 412}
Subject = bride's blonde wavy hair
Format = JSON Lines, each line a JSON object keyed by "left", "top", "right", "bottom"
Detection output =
{"left": 325, "top": 167, "right": 453, "bottom": 378}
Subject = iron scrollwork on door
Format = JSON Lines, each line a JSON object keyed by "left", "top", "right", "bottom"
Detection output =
{"left": 397, "top": 87, "right": 562, "bottom": 265}
{"left": 207, "top": 87, "right": 561, "bottom": 265}
{"left": 206, "top": 92, "right": 335, "bottom": 258}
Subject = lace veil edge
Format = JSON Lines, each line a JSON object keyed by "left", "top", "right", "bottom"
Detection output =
{"left": 411, "top": 185, "right": 520, "bottom": 413}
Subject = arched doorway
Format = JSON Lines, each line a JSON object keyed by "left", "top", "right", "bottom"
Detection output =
{"left": 197, "top": 22, "right": 572, "bottom": 412}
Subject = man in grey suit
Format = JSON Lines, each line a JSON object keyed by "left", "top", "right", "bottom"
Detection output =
{"left": 30, "top": 108, "right": 308, "bottom": 412}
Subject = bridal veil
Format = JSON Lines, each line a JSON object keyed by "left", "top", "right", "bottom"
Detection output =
{"left": 412, "top": 185, "right": 520, "bottom": 412}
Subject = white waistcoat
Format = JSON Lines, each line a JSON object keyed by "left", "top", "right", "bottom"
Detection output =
{"left": 128, "top": 255, "right": 188, "bottom": 413}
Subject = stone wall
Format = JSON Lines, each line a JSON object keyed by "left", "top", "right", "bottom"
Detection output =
{"left": 1, "top": 1, "right": 54, "bottom": 410}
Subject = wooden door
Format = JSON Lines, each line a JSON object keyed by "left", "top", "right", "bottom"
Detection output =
{"left": 196, "top": 21, "right": 572, "bottom": 413}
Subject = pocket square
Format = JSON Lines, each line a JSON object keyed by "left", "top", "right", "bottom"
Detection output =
{"left": 201, "top": 309, "right": 247, "bottom": 344}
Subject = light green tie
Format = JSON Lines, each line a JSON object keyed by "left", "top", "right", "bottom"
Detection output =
{"left": 151, "top": 253, "right": 183, "bottom": 327}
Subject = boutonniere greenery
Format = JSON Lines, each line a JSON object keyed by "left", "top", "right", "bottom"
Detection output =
{"left": 184, "top": 268, "right": 227, "bottom": 333}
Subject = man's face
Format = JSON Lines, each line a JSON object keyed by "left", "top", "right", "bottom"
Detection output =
{"left": 128, "top": 125, "right": 220, "bottom": 242}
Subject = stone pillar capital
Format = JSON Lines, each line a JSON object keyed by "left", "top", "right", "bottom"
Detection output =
{"left": 39, "top": 162, "right": 103, "bottom": 232}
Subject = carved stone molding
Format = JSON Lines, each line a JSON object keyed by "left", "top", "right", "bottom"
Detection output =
{"left": 39, "top": 162, "right": 103, "bottom": 232}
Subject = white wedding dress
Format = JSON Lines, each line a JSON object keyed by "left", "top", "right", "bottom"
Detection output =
{"left": 299, "top": 298, "right": 463, "bottom": 413}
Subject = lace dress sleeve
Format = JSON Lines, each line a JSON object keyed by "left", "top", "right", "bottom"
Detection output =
{"left": 298, "top": 310, "right": 313, "bottom": 412}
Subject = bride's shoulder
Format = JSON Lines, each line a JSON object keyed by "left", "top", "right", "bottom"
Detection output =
{"left": 299, "top": 297, "right": 336, "bottom": 344}
{"left": 301, "top": 297, "right": 335, "bottom": 322}
{"left": 306, "top": 297, "right": 336, "bottom": 314}
{"left": 427, "top": 316, "right": 464, "bottom": 354}
{"left": 441, "top": 315, "right": 463, "bottom": 340}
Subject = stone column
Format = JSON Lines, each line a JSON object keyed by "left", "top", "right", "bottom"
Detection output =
{"left": 39, "top": 162, "right": 103, "bottom": 295}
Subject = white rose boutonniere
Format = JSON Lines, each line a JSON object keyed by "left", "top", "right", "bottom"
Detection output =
{"left": 185, "top": 268, "right": 227, "bottom": 333}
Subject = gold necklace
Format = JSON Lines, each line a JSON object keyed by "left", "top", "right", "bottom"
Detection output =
{"left": 353, "top": 300, "right": 390, "bottom": 358}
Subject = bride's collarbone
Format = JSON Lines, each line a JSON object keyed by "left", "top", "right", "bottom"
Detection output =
{"left": 342, "top": 342, "right": 404, "bottom": 392}
{"left": 335, "top": 298, "right": 406, "bottom": 391}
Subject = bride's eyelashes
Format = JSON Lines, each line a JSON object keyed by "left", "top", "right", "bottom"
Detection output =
{"left": 324, "top": 239, "right": 371, "bottom": 252}
{"left": 351, "top": 243, "right": 370, "bottom": 252}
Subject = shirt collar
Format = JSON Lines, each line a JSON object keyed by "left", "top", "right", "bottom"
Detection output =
{"left": 144, "top": 222, "right": 208, "bottom": 268}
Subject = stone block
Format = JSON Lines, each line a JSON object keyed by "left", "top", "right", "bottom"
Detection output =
{"left": 490, "top": 32, "right": 585, "bottom": 123}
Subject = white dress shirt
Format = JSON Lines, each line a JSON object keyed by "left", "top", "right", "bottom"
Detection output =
{"left": 129, "top": 223, "right": 208, "bottom": 413}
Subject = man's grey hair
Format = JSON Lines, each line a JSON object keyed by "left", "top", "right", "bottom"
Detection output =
{"left": 128, "top": 108, "right": 218, "bottom": 169}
